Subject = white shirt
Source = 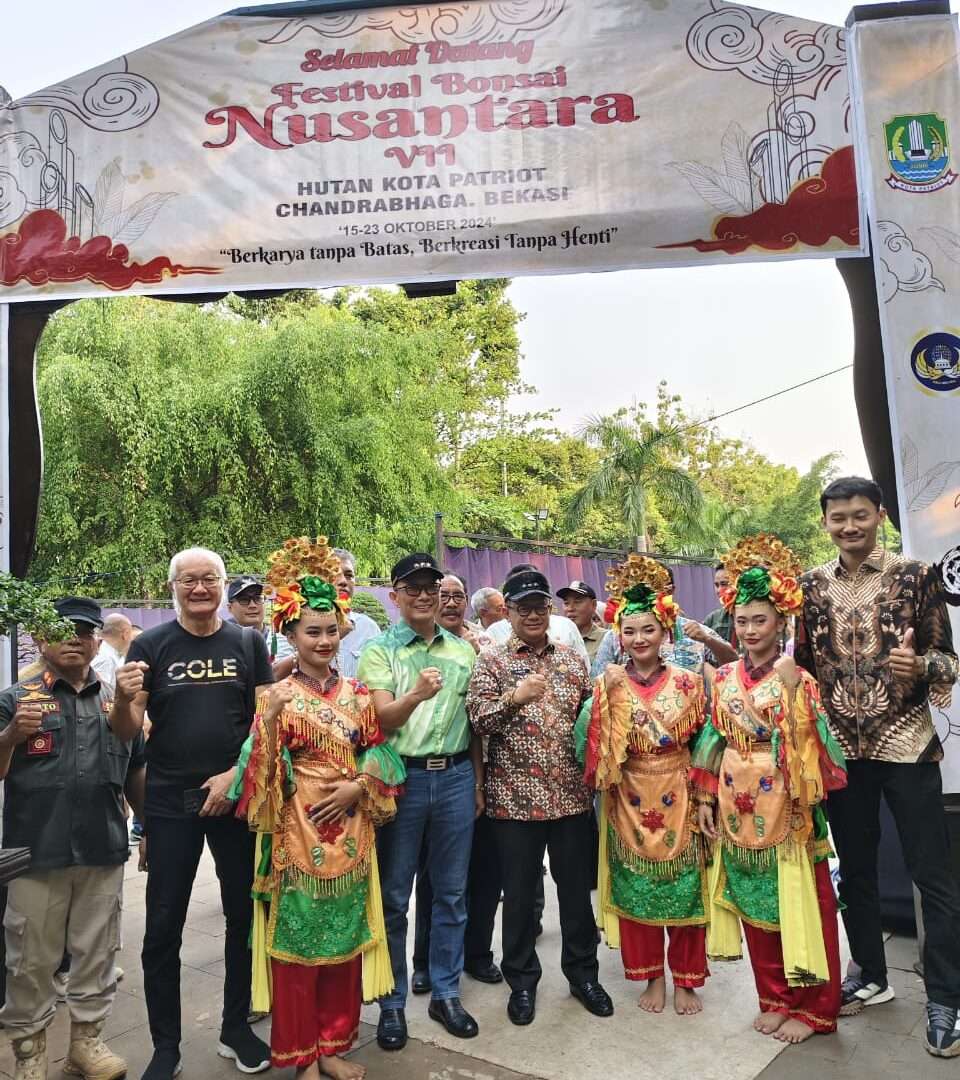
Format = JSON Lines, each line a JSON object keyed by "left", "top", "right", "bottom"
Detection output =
{"left": 91, "top": 640, "right": 124, "bottom": 693}
{"left": 486, "top": 613, "right": 590, "bottom": 670}
{"left": 337, "top": 611, "right": 382, "bottom": 680}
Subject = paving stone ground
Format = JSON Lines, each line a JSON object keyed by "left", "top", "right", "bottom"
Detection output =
{"left": 0, "top": 849, "right": 944, "bottom": 1079}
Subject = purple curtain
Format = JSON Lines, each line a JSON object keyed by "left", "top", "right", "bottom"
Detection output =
{"left": 103, "top": 588, "right": 401, "bottom": 629}
{"left": 440, "top": 546, "right": 716, "bottom": 621}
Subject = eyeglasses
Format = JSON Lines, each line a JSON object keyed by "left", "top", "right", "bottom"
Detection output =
{"left": 236, "top": 595, "right": 264, "bottom": 605}
{"left": 175, "top": 575, "right": 223, "bottom": 590}
{"left": 508, "top": 602, "right": 550, "bottom": 617}
{"left": 396, "top": 583, "right": 440, "bottom": 597}
{"left": 439, "top": 592, "right": 466, "bottom": 603}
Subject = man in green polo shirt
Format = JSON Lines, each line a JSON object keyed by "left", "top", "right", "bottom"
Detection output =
{"left": 359, "top": 552, "right": 479, "bottom": 1052}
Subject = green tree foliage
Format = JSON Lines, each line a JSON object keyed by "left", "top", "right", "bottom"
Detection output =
{"left": 339, "top": 279, "right": 524, "bottom": 474}
{"left": 34, "top": 296, "right": 459, "bottom": 592}
{"left": 453, "top": 429, "right": 623, "bottom": 546}
{"left": 31, "top": 294, "right": 850, "bottom": 593}
{"left": 647, "top": 384, "right": 840, "bottom": 565}
{"left": 566, "top": 414, "right": 704, "bottom": 549}
{"left": 350, "top": 591, "right": 389, "bottom": 630}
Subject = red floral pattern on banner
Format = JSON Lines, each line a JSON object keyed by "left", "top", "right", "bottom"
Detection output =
{"left": 0, "top": 210, "right": 220, "bottom": 290}
{"left": 659, "top": 146, "right": 858, "bottom": 255}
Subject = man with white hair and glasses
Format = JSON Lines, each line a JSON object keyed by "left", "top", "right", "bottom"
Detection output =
{"left": 470, "top": 587, "right": 507, "bottom": 632}
{"left": 112, "top": 547, "right": 275, "bottom": 1080}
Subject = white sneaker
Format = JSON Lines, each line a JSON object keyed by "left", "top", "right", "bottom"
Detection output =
{"left": 839, "top": 975, "right": 895, "bottom": 1015}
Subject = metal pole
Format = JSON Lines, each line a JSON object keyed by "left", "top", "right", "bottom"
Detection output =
{"left": 434, "top": 512, "right": 444, "bottom": 559}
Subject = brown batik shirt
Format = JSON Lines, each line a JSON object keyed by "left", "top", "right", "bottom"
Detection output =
{"left": 467, "top": 634, "right": 592, "bottom": 821}
{"left": 796, "top": 548, "right": 958, "bottom": 763}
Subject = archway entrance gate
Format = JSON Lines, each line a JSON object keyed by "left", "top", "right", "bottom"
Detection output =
{"left": 0, "top": 0, "right": 958, "bottom": 787}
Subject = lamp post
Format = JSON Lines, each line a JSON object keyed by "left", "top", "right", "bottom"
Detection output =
{"left": 523, "top": 508, "right": 549, "bottom": 541}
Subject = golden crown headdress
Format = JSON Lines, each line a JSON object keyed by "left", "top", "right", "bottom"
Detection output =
{"left": 265, "top": 536, "right": 348, "bottom": 632}
{"left": 719, "top": 534, "right": 803, "bottom": 617}
{"left": 603, "top": 554, "right": 680, "bottom": 631}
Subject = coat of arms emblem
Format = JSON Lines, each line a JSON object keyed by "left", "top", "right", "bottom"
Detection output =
{"left": 885, "top": 113, "right": 957, "bottom": 193}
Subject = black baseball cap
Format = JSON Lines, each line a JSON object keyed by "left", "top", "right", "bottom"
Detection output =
{"left": 556, "top": 580, "right": 597, "bottom": 601}
{"left": 54, "top": 596, "right": 104, "bottom": 628}
{"left": 227, "top": 576, "right": 263, "bottom": 603}
{"left": 391, "top": 552, "right": 443, "bottom": 586}
{"left": 503, "top": 570, "right": 551, "bottom": 603}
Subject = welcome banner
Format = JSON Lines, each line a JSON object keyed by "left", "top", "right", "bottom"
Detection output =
{"left": 849, "top": 12, "right": 960, "bottom": 793}
{"left": 0, "top": 0, "right": 864, "bottom": 301}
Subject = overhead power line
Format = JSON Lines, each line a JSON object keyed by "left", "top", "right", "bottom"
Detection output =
{"left": 679, "top": 364, "right": 854, "bottom": 434}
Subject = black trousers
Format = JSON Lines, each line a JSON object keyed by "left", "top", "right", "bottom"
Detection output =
{"left": 142, "top": 814, "right": 255, "bottom": 1050}
{"left": 414, "top": 812, "right": 504, "bottom": 970}
{"left": 826, "top": 759, "right": 960, "bottom": 1007}
{"left": 493, "top": 812, "right": 598, "bottom": 993}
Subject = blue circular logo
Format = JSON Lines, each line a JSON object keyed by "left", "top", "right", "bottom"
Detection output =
{"left": 911, "top": 332, "right": 960, "bottom": 392}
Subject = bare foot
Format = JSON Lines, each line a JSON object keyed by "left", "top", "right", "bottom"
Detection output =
{"left": 638, "top": 976, "right": 666, "bottom": 1013}
{"left": 674, "top": 987, "right": 703, "bottom": 1015}
{"left": 774, "top": 1019, "right": 816, "bottom": 1044}
{"left": 319, "top": 1056, "right": 367, "bottom": 1080}
{"left": 296, "top": 1064, "right": 321, "bottom": 1080}
{"left": 754, "top": 1010, "right": 787, "bottom": 1035}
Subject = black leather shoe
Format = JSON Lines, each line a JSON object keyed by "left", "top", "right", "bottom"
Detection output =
{"left": 376, "top": 1008, "right": 407, "bottom": 1051}
{"left": 464, "top": 960, "right": 503, "bottom": 984}
{"left": 428, "top": 997, "right": 479, "bottom": 1039}
{"left": 570, "top": 981, "right": 614, "bottom": 1017}
{"left": 507, "top": 989, "right": 536, "bottom": 1026}
{"left": 411, "top": 969, "right": 432, "bottom": 995}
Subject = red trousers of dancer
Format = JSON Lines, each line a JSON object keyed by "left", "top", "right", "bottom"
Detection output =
{"left": 619, "top": 919, "right": 709, "bottom": 987}
{"left": 269, "top": 954, "right": 362, "bottom": 1069}
{"left": 742, "top": 859, "right": 841, "bottom": 1033}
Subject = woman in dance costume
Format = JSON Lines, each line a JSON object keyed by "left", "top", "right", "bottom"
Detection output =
{"left": 233, "top": 537, "right": 404, "bottom": 1080}
{"left": 577, "top": 554, "right": 710, "bottom": 1016}
{"left": 692, "top": 535, "right": 846, "bottom": 1045}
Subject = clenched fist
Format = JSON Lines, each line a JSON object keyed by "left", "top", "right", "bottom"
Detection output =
{"left": 413, "top": 667, "right": 444, "bottom": 702}
{"left": 514, "top": 673, "right": 547, "bottom": 706}
{"left": 774, "top": 655, "right": 801, "bottom": 691}
{"left": 265, "top": 678, "right": 297, "bottom": 718}
{"left": 2, "top": 703, "right": 44, "bottom": 746}
{"left": 604, "top": 664, "right": 628, "bottom": 694}
{"left": 115, "top": 661, "right": 149, "bottom": 705}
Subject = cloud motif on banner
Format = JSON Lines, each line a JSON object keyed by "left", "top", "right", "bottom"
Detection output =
{"left": 687, "top": 4, "right": 845, "bottom": 88}
{"left": 258, "top": 1, "right": 566, "bottom": 45}
{"left": 659, "top": 144, "right": 858, "bottom": 255}
{"left": 0, "top": 131, "right": 51, "bottom": 229}
{"left": 876, "top": 220, "right": 944, "bottom": 303}
{"left": 3, "top": 59, "right": 159, "bottom": 132}
{"left": 0, "top": 209, "right": 220, "bottom": 290}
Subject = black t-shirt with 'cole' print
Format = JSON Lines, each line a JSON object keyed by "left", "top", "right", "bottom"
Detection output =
{"left": 126, "top": 619, "right": 273, "bottom": 817}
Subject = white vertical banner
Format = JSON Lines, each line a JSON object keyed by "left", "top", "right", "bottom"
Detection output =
{"left": 849, "top": 13, "right": 960, "bottom": 792}
{"left": 0, "top": 302, "right": 10, "bottom": 690}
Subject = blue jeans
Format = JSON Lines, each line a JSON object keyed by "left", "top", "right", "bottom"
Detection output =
{"left": 376, "top": 757, "right": 475, "bottom": 1008}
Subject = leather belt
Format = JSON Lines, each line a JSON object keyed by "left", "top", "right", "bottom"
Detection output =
{"left": 402, "top": 749, "right": 471, "bottom": 771}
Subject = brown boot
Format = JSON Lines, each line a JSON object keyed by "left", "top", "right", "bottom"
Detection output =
{"left": 63, "top": 1021, "right": 127, "bottom": 1080}
{"left": 11, "top": 1030, "right": 47, "bottom": 1080}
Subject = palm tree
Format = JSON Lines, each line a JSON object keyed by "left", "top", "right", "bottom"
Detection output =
{"left": 673, "top": 496, "right": 754, "bottom": 558}
{"left": 566, "top": 416, "right": 703, "bottom": 550}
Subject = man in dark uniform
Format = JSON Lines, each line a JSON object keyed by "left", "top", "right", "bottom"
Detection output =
{"left": 0, "top": 597, "right": 146, "bottom": 1080}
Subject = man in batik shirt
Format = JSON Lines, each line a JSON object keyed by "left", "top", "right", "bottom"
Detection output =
{"left": 467, "top": 570, "right": 613, "bottom": 1028}
{"left": 797, "top": 476, "right": 960, "bottom": 1059}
